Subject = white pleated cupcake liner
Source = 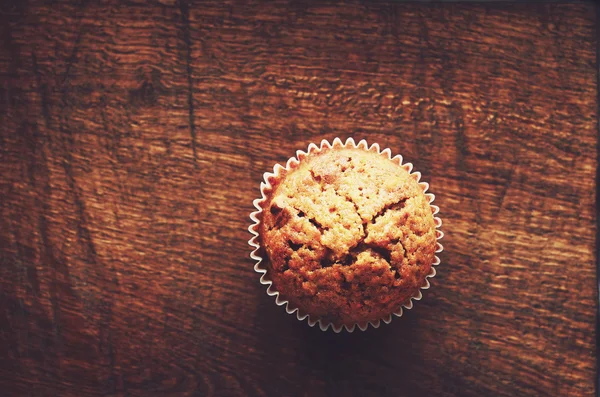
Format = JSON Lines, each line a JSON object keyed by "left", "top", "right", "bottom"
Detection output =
{"left": 248, "top": 137, "right": 444, "bottom": 333}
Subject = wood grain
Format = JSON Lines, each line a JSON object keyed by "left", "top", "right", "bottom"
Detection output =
{"left": 0, "top": 1, "right": 597, "bottom": 396}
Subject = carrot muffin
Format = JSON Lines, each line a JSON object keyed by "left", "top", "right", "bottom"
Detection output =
{"left": 256, "top": 142, "right": 438, "bottom": 328}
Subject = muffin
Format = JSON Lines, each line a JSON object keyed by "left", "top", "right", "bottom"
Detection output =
{"left": 249, "top": 138, "right": 442, "bottom": 332}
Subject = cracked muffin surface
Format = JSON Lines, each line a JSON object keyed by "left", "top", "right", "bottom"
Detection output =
{"left": 259, "top": 146, "right": 437, "bottom": 327}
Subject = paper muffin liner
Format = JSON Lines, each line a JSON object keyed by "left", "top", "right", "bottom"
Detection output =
{"left": 248, "top": 138, "right": 444, "bottom": 333}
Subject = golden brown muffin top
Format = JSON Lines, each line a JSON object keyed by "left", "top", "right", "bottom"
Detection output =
{"left": 259, "top": 146, "right": 437, "bottom": 327}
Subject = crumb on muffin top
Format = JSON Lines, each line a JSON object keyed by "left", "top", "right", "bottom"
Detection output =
{"left": 259, "top": 146, "right": 437, "bottom": 326}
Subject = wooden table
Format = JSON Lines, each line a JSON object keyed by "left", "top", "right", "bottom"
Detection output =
{"left": 1, "top": 1, "right": 597, "bottom": 396}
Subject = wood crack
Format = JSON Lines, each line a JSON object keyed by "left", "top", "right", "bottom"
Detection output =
{"left": 179, "top": 0, "right": 198, "bottom": 168}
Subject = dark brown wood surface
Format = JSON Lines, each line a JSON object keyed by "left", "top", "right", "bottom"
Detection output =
{"left": 0, "top": 1, "right": 597, "bottom": 396}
